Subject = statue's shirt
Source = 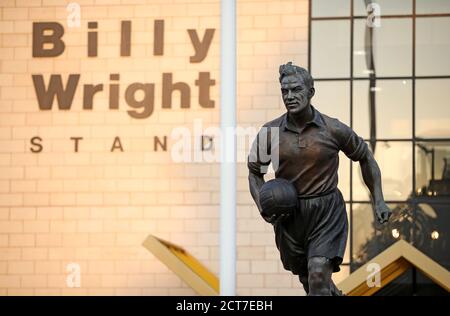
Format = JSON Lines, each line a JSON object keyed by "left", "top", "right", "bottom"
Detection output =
{"left": 248, "top": 106, "right": 368, "bottom": 196}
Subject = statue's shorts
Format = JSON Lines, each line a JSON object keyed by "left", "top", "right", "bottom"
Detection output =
{"left": 273, "top": 188, "right": 348, "bottom": 275}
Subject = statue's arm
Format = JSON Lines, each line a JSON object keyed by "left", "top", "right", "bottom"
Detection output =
{"left": 248, "top": 171, "right": 265, "bottom": 213}
{"left": 249, "top": 171, "right": 280, "bottom": 224}
{"left": 359, "top": 150, "right": 392, "bottom": 224}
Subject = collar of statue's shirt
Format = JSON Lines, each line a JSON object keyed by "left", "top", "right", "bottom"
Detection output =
{"left": 284, "top": 105, "right": 324, "bottom": 134}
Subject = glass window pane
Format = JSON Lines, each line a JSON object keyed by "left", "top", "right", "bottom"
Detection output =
{"left": 352, "top": 202, "right": 413, "bottom": 269}
{"left": 312, "top": 0, "right": 350, "bottom": 17}
{"left": 354, "top": 0, "right": 412, "bottom": 15}
{"left": 353, "top": 141, "right": 412, "bottom": 201}
{"left": 353, "top": 80, "right": 412, "bottom": 139}
{"left": 415, "top": 141, "right": 450, "bottom": 196}
{"left": 416, "top": 17, "right": 450, "bottom": 76}
{"left": 416, "top": 0, "right": 450, "bottom": 14}
{"left": 314, "top": 81, "right": 350, "bottom": 125}
{"left": 414, "top": 203, "right": 450, "bottom": 268}
{"left": 353, "top": 18, "right": 412, "bottom": 77}
{"left": 311, "top": 20, "right": 350, "bottom": 78}
{"left": 416, "top": 79, "right": 450, "bottom": 138}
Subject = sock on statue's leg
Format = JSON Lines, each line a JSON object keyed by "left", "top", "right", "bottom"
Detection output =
{"left": 330, "top": 281, "right": 344, "bottom": 296}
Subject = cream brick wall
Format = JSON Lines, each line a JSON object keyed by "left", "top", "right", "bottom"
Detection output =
{"left": 0, "top": 0, "right": 311, "bottom": 296}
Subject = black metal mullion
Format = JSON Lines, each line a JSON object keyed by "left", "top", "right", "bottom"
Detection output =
{"left": 362, "top": 138, "right": 450, "bottom": 142}
{"left": 308, "top": 0, "right": 312, "bottom": 73}
{"left": 311, "top": 13, "right": 450, "bottom": 21}
{"left": 415, "top": 138, "right": 450, "bottom": 142}
{"left": 350, "top": 200, "right": 409, "bottom": 204}
{"left": 363, "top": 138, "right": 412, "bottom": 142}
{"left": 412, "top": 0, "right": 417, "bottom": 293}
{"left": 413, "top": 75, "right": 450, "bottom": 79}
{"left": 416, "top": 13, "right": 450, "bottom": 18}
{"left": 315, "top": 75, "right": 450, "bottom": 81}
{"left": 349, "top": 0, "right": 354, "bottom": 272}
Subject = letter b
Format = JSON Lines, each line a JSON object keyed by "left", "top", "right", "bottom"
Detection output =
{"left": 33, "top": 22, "right": 65, "bottom": 57}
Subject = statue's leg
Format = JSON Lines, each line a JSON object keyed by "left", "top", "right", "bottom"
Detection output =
{"left": 307, "top": 256, "right": 333, "bottom": 296}
{"left": 299, "top": 272, "right": 342, "bottom": 295}
{"left": 298, "top": 274, "right": 309, "bottom": 295}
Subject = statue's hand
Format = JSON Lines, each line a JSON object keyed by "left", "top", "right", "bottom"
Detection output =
{"left": 374, "top": 201, "right": 392, "bottom": 224}
{"left": 263, "top": 213, "right": 290, "bottom": 225}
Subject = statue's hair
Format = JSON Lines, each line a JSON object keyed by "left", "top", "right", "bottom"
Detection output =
{"left": 279, "top": 62, "right": 314, "bottom": 88}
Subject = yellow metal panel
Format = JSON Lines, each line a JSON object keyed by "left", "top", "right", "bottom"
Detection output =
{"left": 170, "top": 248, "right": 220, "bottom": 292}
{"left": 142, "top": 235, "right": 219, "bottom": 296}
{"left": 339, "top": 240, "right": 450, "bottom": 296}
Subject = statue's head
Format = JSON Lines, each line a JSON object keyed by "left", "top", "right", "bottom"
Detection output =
{"left": 279, "top": 62, "right": 315, "bottom": 115}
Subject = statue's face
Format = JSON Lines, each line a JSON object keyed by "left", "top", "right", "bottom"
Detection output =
{"left": 281, "top": 74, "right": 312, "bottom": 115}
